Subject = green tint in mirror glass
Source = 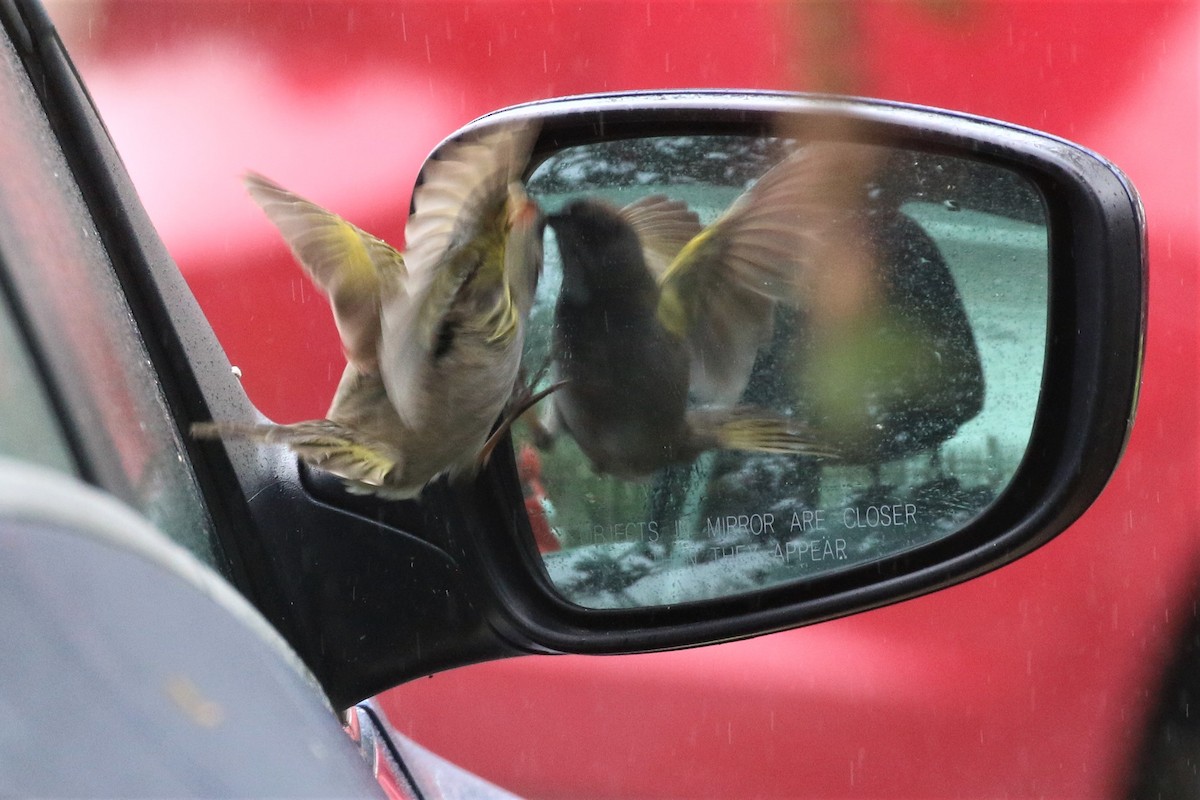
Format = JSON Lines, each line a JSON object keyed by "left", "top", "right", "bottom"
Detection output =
{"left": 514, "top": 136, "right": 1048, "bottom": 609}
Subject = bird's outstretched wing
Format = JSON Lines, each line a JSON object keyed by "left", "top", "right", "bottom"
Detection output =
{"left": 619, "top": 194, "right": 704, "bottom": 280}
{"left": 655, "top": 144, "right": 846, "bottom": 405}
{"left": 244, "top": 173, "right": 405, "bottom": 373}
{"left": 397, "top": 121, "right": 542, "bottom": 357}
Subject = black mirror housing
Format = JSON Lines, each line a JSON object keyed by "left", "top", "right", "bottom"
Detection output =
{"left": 402, "top": 92, "right": 1143, "bottom": 652}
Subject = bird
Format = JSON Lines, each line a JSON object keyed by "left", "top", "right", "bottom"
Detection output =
{"left": 545, "top": 177, "right": 832, "bottom": 480}
{"left": 193, "top": 120, "right": 546, "bottom": 498}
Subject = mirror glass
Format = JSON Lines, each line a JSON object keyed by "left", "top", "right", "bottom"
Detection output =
{"left": 514, "top": 135, "right": 1048, "bottom": 609}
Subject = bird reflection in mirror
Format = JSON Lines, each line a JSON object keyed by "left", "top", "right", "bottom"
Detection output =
{"left": 542, "top": 145, "right": 848, "bottom": 479}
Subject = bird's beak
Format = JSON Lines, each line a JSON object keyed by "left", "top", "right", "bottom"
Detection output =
{"left": 506, "top": 183, "right": 540, "bottom": 230}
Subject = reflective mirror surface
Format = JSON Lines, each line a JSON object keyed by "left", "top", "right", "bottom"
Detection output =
{"left": 515, "top": 136, "right": 1048, "bottom": 609}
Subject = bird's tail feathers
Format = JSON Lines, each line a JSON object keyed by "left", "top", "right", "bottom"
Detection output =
{"left": 687, "top": 409, "right": 837, "bottom": 458}
{"left": 191, "top": 420, "right": 398, "bottom": 489}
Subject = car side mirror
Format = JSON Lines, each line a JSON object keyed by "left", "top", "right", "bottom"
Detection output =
{"left": 416, "top": 92, "right": 1142, "bottom": 649}
{"left": 184, "top": 92, "right": 1142, "bottom": 704}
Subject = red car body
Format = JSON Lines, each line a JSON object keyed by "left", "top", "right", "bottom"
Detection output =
{"left": 60, "top": 2, "right": 1197, "bottom": 797}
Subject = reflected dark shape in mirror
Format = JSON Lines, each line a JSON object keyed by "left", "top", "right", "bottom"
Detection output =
{"left": 514, "top": 135, "right": 1048, "bottom": 609}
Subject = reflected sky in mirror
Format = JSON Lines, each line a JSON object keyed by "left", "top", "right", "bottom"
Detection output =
{"left": 514, "top": 136, "right": 1048, "bottom": 609}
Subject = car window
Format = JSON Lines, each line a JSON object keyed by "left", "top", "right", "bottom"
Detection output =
{"left": 0, "top": 29, "right": 221, "bottom": 570}
{"left": 0, "top": 284, "right": 76, "bottom": 475}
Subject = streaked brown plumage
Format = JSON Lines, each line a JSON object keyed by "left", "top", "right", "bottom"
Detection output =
{"left": 194, "top": 121, "right": 544, "bottom": 498}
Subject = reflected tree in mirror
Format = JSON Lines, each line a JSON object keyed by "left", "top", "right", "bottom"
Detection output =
{"left": 513, "top": 134, "right": 1048, "bottom": 609}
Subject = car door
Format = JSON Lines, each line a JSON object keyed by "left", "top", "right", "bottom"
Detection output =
{"left": 0, "top": 5, "right": 393, "bottom": 795}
